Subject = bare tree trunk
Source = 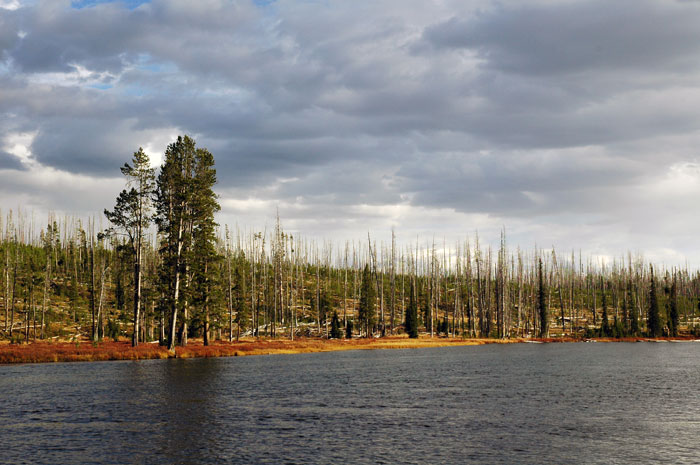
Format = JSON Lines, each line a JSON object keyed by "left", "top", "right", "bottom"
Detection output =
{"left": 25, "top": 289, "right": 30, "bottom": 343}
{"left": 316, "top": 254, "right": 321, "bottom": 335}
{"left": 10, "top": 245, "right": 17, "bottom": 338}
{"left": 41, "top": 253, "right": 50, "bottom": 339}
{"left": 227, "top": 235, "right": 233, "bottom": 342}
{"left": 203, "top": 261, "right": 210, "bottom": 346}
{"left": 344, "top": 242, "right": 348, "bottom": 329}
{"left": 390, "top": 230, "right": 396, "bottom": 335}
{"left": 168, "top": 218, "right": 184, "bottom": 351}
{"left": 4, "top": 247, "right": 9, "bottom": 333}
{"left": 97, "top": 264, "right": 109, "bottom": 342}
{"left": 90, "top": 223, "right": 97, "bottom": 343}
{"left": 379, "top": 247, "right": 385, "bottom": 337}
{"left": 132, "top": 230, "right": 142, "bottom": 347}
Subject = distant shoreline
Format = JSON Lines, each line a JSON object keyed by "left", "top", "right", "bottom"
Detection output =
{"left": 1, "top": 335, "right": 698, "bottom": 365}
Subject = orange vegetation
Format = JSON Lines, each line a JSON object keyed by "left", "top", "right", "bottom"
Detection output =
{"left": 535, "top": 335, "right": 699, "bottom": 343}
{"left": 1, "top": 335, "right": 698, "bottom": 364}
{"left": 0, "top": 340, "right": 171, "bottom": 364}
{"left": 0, "top": 336, "right": 513, "bottom": 364}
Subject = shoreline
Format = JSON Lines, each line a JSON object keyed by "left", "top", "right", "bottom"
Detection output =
{"left": 1, "top": 335, "right": 698, "bottom": 365}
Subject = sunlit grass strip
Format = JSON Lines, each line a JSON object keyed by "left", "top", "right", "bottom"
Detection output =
{"left": 0, "top": 337, "right": 507, "bottom": 363}
{"left": 1, "top": 335, "right": 698, "bottom": 364}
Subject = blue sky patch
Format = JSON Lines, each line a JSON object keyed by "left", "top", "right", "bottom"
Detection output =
{"left": 71, "top": 0, "right": 150, "bottom": 10}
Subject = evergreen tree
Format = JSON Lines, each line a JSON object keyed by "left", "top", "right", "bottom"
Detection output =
{"left": 154, "top": 136, "right": 198, "bottom": 350}
{"left": 189, "top": 145, "right": 220, "bottom": 346}
{"left": 538, "top": 257, "right": 548, "bottom": 338}
{"left": 668, "top": 273, "right": 679, "bottom": 337}
{"left": 439, "top": 317, "right": 448, "bottom": 336}
{"left": 330, "top": 311, "right": 342, "bottom": 339}
{"left": 113, "top": 242, "right": 127, "bottom": 311}
{"left": 104, "top": 148, "right": 155, "bottom": 347}
{"left": 648, "top": 265, "right": 662, "bottom": 337}
{"left": 345, "top": 319, "right": 354, "bottom": 339}
{"left": 613, "top": 315, "right": 624, "bottom": 339}
{"left": 421, "top": 291, "right": 430, "bottom": 332}
{"left": 358, "top": 264, "right": 376, "bottom": 337}
{"left": 405, "top": 282, "right": 418, "bottom": 338}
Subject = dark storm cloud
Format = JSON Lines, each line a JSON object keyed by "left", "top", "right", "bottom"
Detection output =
{"left": 419, "top": 0, "right": 700, "bottom": 150}
{"left": 0, "top": 151, "right": 26, "bottom": 170}
{"left": 396, "top": 148, "right": 650, "bottom": 216}
{"left": 3, "top": 0, "right": 700, "bottom": 262}
{"left": 9, "top": 0, "right": 258, "bottom": 74}
{"left": 424, "top": 0, "right": 700, "bottom": 76}
{"left": 30, "top": 117, "right": 140, "bottom": 175}
{"left": 0, "top": 9, "right": 19, "bottom": 56}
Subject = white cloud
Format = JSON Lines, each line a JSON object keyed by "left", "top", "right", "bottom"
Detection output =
{"left": 2, "top": 0, "right": 700, "bottom": 267}
{"left": 3, "top": 130, "right": 38, "bottom": 167}
{"left": 0, "top": 0, "right": 21, "bottom": 10}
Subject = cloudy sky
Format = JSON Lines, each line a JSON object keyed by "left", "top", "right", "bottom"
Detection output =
{"left": 2, "top": 0, "right": 700, "bottom": 265}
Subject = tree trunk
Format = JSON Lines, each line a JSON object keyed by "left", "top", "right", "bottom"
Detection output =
{"left": 203, "top": 261, "right": 210, "bottom": 347}
{"left": 42, "top": 256, "right": 50, "bottom": 339}
{"left": 167, "top": 219, "right": 184, "bottom": 351}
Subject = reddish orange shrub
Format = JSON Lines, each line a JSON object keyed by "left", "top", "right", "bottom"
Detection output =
{"left": 2, "top": 334, "right": 697, "bottom": 364}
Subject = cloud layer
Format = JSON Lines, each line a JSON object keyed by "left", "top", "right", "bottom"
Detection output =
{"left": 2, "top": 0, "right": 700, "bottom": 264}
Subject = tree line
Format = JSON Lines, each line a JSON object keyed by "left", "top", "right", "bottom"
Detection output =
{"left": 1, "top": 136, "right": 698, "bottom": 346}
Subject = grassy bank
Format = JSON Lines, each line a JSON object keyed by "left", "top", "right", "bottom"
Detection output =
{"left": 1, "top": 335, "right": 697, "bottom": 365}
{"left": 0, "top": 336, "right": 513, "bottom": 364}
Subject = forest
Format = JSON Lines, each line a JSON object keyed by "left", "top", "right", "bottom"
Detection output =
{"left": 1, "top": 136, "right": 698, "bottom": 349}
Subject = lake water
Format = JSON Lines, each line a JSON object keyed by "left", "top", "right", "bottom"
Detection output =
{"left": 1, "top": 342, "right": 699, "bottom": 464}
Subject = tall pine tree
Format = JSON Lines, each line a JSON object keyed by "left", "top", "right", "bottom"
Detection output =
{"left": 104, "top": 148, "right": 155, "bottom": 347}
{"left": 155, "top": 136, "right": 219, "bottom": 350}
{"left": 668, "top": 272, "right": 679, "bottom": 337}
{"left": 190, "top": 146, "right": 220, "bottom": 346}
{"left": 648, "top": 265, "right": 662, "bottom": 337}
{"left": 405, "top": 281, "right": 419, "bottom": 338}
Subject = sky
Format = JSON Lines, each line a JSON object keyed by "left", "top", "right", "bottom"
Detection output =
{"left": 2, "top": 0, "right": 700, "bottom": 265}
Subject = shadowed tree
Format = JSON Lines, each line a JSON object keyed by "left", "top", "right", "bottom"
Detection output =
{"left": 405, "top": 280, "right": 419, "bottom": 338}
{"left": 668, "top": 272, "right": 679, "bottom": 337}
{"left": 104, "top": 148, "right": 155, "bottom": 347}
{"left": 189, "top": 145, "right": 220, "bottom": 346}
{"left": 155, "top": 136, "right": 197, "bottom": 350}
{"left": 359, "top": 264, "right": 376, "bottom": 337}
{"left": 330, "top": 311, "right": 342, "bottom": 339}
{"left": 648, "top": 265, "right": 662, "bottom": 338}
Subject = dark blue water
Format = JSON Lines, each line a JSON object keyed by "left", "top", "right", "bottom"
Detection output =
{"left": 1, "top": 342, "right": 699, "bottom": 464}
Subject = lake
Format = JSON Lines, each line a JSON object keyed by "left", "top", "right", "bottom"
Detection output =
{"left": 1, "top": 342, "right": 699, "bottom": 464}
